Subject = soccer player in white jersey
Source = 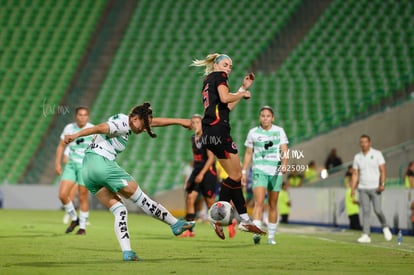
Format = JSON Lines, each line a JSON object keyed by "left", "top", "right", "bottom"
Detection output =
{"left": 55, "top": 106, "right": 94, "bottom": 235}
{"left": 64, "top": 102, "right": 195, "bottom": 261}
{"left": 241, "top": 106, "right": 289, "bottom": 245}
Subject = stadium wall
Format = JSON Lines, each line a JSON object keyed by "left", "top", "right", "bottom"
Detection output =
{"left": 289, "top": 99, "right": 414, "bottom": 177}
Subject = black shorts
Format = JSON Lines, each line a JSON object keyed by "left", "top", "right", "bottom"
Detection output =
{"left": 202, "top": 123, "right": 238, "bottom": 159}
{"left": 186, "top": 168, "right": 218, "bottom": 198}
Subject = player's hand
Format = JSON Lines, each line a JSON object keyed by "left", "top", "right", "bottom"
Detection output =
{"left": 351, "top": 189, "right": 355, "bottom": 198}
{"left": 195, "top": 173, "right": 204, "bottom": 183}
{"left": 241, "top": 174, "right": 247, "bottom": 186}
{"left": 64, "top": 134, "right": 76, "bottom": 144}
{"left": 181, "top": 119, "right": 192, "bottom": 130}
{"left": 280, "top": 164, "right": 287, "bottom": 174}
{"left": 242, "top": 72, "right": 255, "bottom": 90}
{"left": 242, "top": 90, "right": 251, "bottom": 99}
{"left": 55, "top": 163, "right": 62, "bottom": 175}
{"left": 377, "top": 185, "right": 385, "bottom": 193}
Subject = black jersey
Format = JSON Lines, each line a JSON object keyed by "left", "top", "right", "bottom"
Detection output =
{"left": 201, "top": 71, "right": 230, "bottom": 126}
{"left": 192, "top": 134, "right": 208, "bottom": 170}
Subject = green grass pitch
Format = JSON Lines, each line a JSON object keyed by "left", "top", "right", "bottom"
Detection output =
{"left": 0, "top": 209, "right": 413, "bottom": 274}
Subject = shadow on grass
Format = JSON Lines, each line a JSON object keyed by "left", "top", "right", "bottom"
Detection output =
{"left": 3, "top": 260, "right": 121, "bottom": 268}
{"left": 0, "top": 233, "right": 61, "bottom": 239}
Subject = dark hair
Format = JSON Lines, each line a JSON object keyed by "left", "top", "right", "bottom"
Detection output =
{"left": 75, "top": 106, "right": 89, "bottom": 114}
{"left": 260, "top": 105, "right": 274, "bottom": 116}
{"left": 129, "top": 102, "right": 157, "bottom": 138}
{"left": 360, "top": 134, "right": 371, "bottom": 142}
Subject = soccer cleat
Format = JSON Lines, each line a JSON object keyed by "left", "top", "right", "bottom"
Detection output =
{"left": 212, "top": 222, "right": 225, "bottom": 240}
{"left": 238, "top": 220, "right": 266, "bottom": 235}
{"left": 63, "top": 213, "right": 70, "bottom": 224}
{"left": 171, "top": 220, "right": 196, "bottom": 236}
{"left": 357, "top": 234, "right": 371, "bottom": 243}
{"left": 65, "top": 218, "right": 79, "bottom": 233}
{"left": 228, "top": 219, "right": 237, "bottom": 238}
{"left": 179, "top": 230, "right": 195, "bottom": 238}
{"left": 253, "top": 234, "right": 261, "bottom": 245}
{"left": 76, "top": 229, "right": 86, "bottom": 235}
{"left": 267, "top": 239, "right": 277, "bottom": 245}
{"left": 123, "top": 250, "right": 141, "bottom": 261}
{"left": 382, "top": 227, "right": 392, "bottom": 241}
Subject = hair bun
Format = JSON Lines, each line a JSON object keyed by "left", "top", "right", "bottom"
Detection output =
{"left": 143, "top": 102, "right": 151, "bottom": 108}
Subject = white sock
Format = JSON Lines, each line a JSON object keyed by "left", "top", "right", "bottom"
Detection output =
{"left": 79, "top": 211, "right": 89, "bottom": 230}
{"left": 268, "top": 222, "right": 277, "bottom": 240}
{"left": 253, "top": 219, "right": 262, "bottom": 229}
{"left": 63, "top": 201, "right": 78, "bottom": 220}
{"left": 129, "top": 187, "right": 177, "bottom": 225}
{"left": 240, "top": 213, "right": 250, "bottom": 222}
{"left": 110, "top": 202, "right": 131, "bottom": 252}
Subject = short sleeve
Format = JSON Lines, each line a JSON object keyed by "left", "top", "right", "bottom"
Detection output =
{"left": 352, "top": 155, "right": 359, "bottom": 170}
{"left": 107, "top": 114, "right": 130, "bottom": 137}
{"left": 60, "top": 124, "right": 72, "bottom": 140}
{"left": 377, "top": 151, "right": 385, "bottom": 165}
{"left": 216, "top": 72, "right": 228, "bottom": 88}
{"left": 280, "top": 128, "right": 289, "bottom": 145}
{"left": 244, "top": 129, "right": 254, "bottom": 148}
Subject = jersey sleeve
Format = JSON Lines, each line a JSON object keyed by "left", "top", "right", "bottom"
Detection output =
{"left": 280, "top": 128, "right": 289, "bottom": 145}
{"left": 244, "top": 129, "right": 254, "bottom": 148}
{"left": 216, "top": 72, "right": 228, "bottom": 88}
{"left": 352, "top": 155, "right": 359, "bottom": 170}
{"left": 107, "top": 114, "right": 130, "bottom": 137}
{"left": 60, "top": 124, "right": 72, "bottom": 140}
{"left": 378, "top": 151, "right": 386, "bottom": 165}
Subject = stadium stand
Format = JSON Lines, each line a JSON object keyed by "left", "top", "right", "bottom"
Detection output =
{"left": 2, "top": 0, "right": 413, "bottom": 197}
{"left": 89, "top": 0, "right": 302, "bottom": 195}
{"left": 0, "top": 0, "right": 106, "bottom": 183}
{"left": 261, "top": 0, "right": 414, "bottom": 140}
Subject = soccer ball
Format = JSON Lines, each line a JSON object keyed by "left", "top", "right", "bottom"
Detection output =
{"left": 208, "top": 201, "right": 235, "bottom": 226}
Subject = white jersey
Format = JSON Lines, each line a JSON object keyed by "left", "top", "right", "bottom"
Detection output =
{"left": 352, "top": 147, "right": 385, "bottom": 189}
{"left": 60, "top": 122, "right": 94, "bottom": 164}
{"left": 87, "top": 114, "right": 131, "bottom": 161}
{"left": 244, "top": 125, "right": 289, "bottom": 176}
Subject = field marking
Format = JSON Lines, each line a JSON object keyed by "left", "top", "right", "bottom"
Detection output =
{"left": 296, "top": 234, "right": 414, "bottom": 253}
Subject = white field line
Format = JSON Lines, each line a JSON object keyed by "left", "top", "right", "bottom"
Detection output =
{"left": 296, "top": 234, "right": 414, "bottom": 253}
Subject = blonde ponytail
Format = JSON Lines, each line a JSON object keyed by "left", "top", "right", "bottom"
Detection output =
{"left": 191, "top": 53, "right": 231, "bottom": 75}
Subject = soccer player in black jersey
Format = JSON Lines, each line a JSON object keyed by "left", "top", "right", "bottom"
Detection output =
{"left": 191, "top": 53, "right": 265, "bottom": 239}
{"left": 181, "top": 114, "right": 219, "bottom": 237}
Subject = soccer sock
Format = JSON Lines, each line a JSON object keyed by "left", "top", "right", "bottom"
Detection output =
{"left": 253, "top": 219, "right": 262, "bottom": 229}
{"left": 79, "top": 211, "right": 89, "bottom": 230}
{"left": 63, "top": 201, "right": 78, "bottom": 221}
{"left": 185, "top": 213, "right": 196, "bottom": 221}
{"left": 268, "top": 223, "right": 277, "bottom": 240}
{"left": 222, "top": 177, "right": 248, "bottom": 219}
{"left": 185, "top": 213, "right": 196, "bottom": 232}
{"left": 110, "top": 202, "right": 131, "bottom": 252}
{"left": 130, "top": 187, "right": 178, "bottom": 225}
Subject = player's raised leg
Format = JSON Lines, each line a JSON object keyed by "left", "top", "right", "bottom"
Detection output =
{"left": 119, "top": 181, "right": 195, "bottom": 236}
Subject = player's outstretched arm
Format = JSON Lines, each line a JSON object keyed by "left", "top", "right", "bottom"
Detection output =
{"left": 64, "top": 123, "right": 109, "bottom": 144}
{"left": 151, "top": 118, "right": 191, "bottom": 129}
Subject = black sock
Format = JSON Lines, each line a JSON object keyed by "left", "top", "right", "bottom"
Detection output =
{"left": 221, "top": 177, "right": 247, "bottom": 215}
{"left": 185, "top": 213, "right": 196, "bottom": 232}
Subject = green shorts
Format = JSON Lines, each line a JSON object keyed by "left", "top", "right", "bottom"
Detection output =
{"left": 61, "top": 161, "right": 85, "bottom": 186}
{"left": 82, "top": 152, "right": 134, "bottom": 195}
{"left": 252, "top": 173, "right": 283, "bottom": 192}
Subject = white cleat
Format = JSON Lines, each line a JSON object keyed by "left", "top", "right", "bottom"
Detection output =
{"left": 383, "top": 227, "right": 392, "bottom": 241}
{"left": 357, "top": 234, "right": 371, "bottom": 243}
{"left": 267, "top": 239, "right": 277, "bottom": 245}
{"left": 63, "top": 213, "right": 70, "bottom": 224}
